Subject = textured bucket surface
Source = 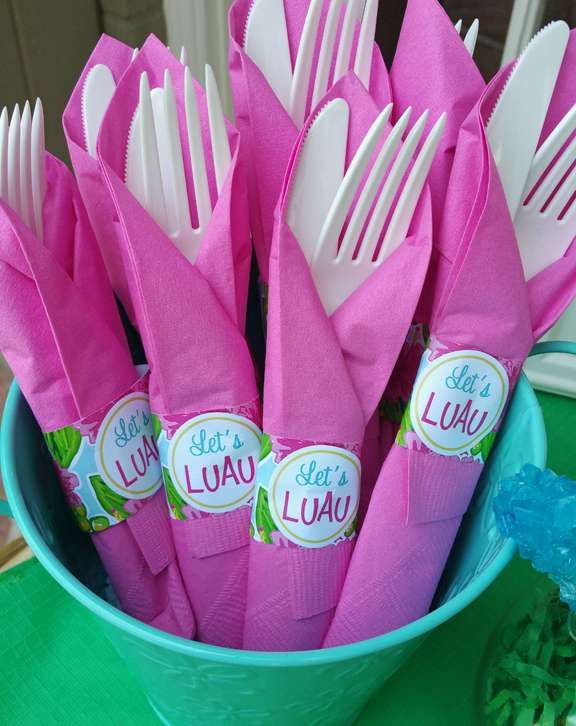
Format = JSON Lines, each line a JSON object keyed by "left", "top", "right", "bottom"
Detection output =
{"left": 1, "top": 374, "right": 546, "bottom": 725}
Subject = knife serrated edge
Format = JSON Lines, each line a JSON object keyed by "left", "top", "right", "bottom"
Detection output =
{"left": 242, "top": 0, "right": 258, "bottom": 48}
{"left": 486, "top": 21, "right": 563, "bottom": 129}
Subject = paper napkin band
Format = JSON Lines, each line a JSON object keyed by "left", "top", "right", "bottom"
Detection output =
{"left": 44, "top": 372, "right": 163, "bottom": 535}
{"left": 250, "top": 435, "right": 362, "bottom": 550}
{"left": 153, "top": 401, "right": 262, "bottom": 565}
{"left": 395, "top": 343, "right": 522, "bottom": 463}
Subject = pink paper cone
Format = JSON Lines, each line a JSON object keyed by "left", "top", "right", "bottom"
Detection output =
{"left": 0, "top": 189, "right": 194, "bottom": 638}
{"left": 98, "top": 37, "right": 259, "bottom": 648}
{"left": 324, "top": 55, "right": 576, "bottom": 646}
{"left": 229, "top": 0, "right": 392, "bottom": 281}
{"left": 244, "top": 78, "right": 433, "bottom": 651}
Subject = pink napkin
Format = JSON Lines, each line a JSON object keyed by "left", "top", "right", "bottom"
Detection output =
{"left": 97, "top": 37, "right": 260, "bottom": 648}
{"left": 324, "top": 59, "right": 576, "bottom": 647}
{"left": 374, "top": 0, "right": 487, "bottom": 468}
{"left": 0, "top": 172, "right": 194, "bottom": 638}
{"left": 229, "top": 0, "right": 392, "bottom": 282}
{"left": 391, "top": 0, "right": 484, "bottom": 253}
{"left": 63, "top": 34, "right": 136, "bottom": 324}
{"left": 243, "top": 76, "right": 433, "bottom": 651}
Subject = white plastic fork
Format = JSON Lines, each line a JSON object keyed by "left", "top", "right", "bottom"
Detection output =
{"left": 311, "top": 0, "right": 345, "bottom": 109}
{"left": 311, "top": 109, "right": 446, "bottom": 315}
{"left": 289, "top": 0, "right": 323, "bottom": 126}
{"left": 0, "top": 99, "right": 45, "bottom": 239}
{"left": 354, "top": 0, "right": 379, "bottom": 89}
{"left": 514, "top": 102, "right": 576, "bottom": 280}
{"left": 454, "top": 18, "right": 479, "bottom": 57}
{"left": 333, "top": 0, "right": 364, "bottom": 80}
{"left": 291, "top": 0, "right": 378, "bottom": 127}
{"left": 127, "top": 65, "right": 231, "bottom": 264}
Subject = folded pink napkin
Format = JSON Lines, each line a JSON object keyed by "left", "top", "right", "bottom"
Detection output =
{"left": 97, "top": 36, "right": 260, "bottom": 648}
{"left": 324, "top": 58, "right": 576, "bottom": 647}
{"left": 243, "top": 76, "right": 433, "bottom": 651}
{"left": 229, "top": 0, "right": 392, "bottom": 282}
{"left": 63, "top": 34, "right": 136, "bottom": 324}
{"left": 375, "top": 0, "right": 487, "bottom": 468}
{"left": 0, "top": 173, "right": 194, "bottom": 638}
{"left": 391, "top": 0, "right": 484, "bottom": 253}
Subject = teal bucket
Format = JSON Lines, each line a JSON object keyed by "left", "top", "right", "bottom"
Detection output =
{"left": 3, "top": 343, "right": 571, "bottom": 725}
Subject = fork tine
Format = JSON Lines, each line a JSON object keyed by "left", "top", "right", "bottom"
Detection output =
{"left": 361, "top": 109, "right": 430, "bottom": 260}
{"left": 377, "top": 113, "right": 446, "bottom": 262}
{"left": 139, "top": 72, "right": 169, "bottom": 231}
{"left": 454, "top": 19, "right": 463, "bottom": 34}
{"left": 313, "top": 103, "right": 394, "bottom": 264}
{"left": 333, "top": 0, "right": 364, "bottom": 83}
{"left": 545, "top": 162, "right": 576, "bottom": 219}
{"left": 0, "top": 107, "right": 8, "bottom": 201}
{"left": 289, "top": 0, "right": 323, "bottom": 127}
{"left": 522, "top": 102, "right": 576, "bottom": 201}
{"left": 19, "top": 101, "right": 33, "bottom": 230}
{"left": 205, "top": 64, "right": 232, "bottom": 194}
{"left": 527, "top": 133, "right": 576, "bottom": 211}
{"left": 30, "top": 98, "right": 45, "bottom": 240}
{"left": 339, "top": 106, "right": 411, "bottom": 262}
{"left": 7, "top": 104, "right": 21, "bottom": 215}
{"left": 354, "top": 0, "right": 378, "bottom": 89}
{"left": 180, "top": 46, "right": 188, "bottom": 66}
{"left": 163, "top": 69, "right": 193, "bottom": 245}
{"left": 463, "top": 18, "right": 479, "bottom": 56}
{"left": 312, "top": 0, "right": 344, "bottom": 108}
{"left": 184, "top": 65, "right": 211, "bottom": 233}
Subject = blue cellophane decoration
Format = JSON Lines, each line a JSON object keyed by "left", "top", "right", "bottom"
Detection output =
{"left": 494, "top": 464, "right": 576, "bottom": 611}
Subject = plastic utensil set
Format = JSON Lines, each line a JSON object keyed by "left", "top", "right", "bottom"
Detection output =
{"left": 288, "top": 99, "right": 446, "bottom": 315}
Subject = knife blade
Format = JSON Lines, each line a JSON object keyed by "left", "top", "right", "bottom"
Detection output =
{"left": 244, "top": 0, "right": 293, "bottom": 113}
{"left": 286, "top": 98, "right": 349, "bottom": 264}
{"left": 486, "top": 20, "right": 569, "bottom": 218}
{"left": 81, "top": 64, "right": 116, "bottom": 159}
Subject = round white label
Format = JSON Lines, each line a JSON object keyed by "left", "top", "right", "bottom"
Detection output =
{"left": 168, "top": 413, "right": 261, "bottom": 513}
{"left": 96, "top": 392, "right": 163, "bottom": 499}
{"left": 409, "top": 350, "right": 509, "bottom": 456}
{"left": 268, "top": 446, "right": 360, "bottom": 548}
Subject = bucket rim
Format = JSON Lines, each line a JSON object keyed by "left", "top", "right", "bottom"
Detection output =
{"left": 1, "top": 377, "right": 543, "bottom": 667}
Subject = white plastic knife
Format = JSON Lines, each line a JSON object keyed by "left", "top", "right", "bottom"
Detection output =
{"left": 286, "top": 98, "right": 349, "bottom": 264}
{"left": 244, "top": 0, "right": 293, "bottom": 112}
{"left": 486, "top": 21, "right": 569, "bottom": 218}
{"left": 81, "top": 64, "right": 116, "bottom": 158}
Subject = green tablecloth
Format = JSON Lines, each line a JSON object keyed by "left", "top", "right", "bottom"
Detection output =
{"left": 0, "top": 392, "right": 573, "bottom": 725}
